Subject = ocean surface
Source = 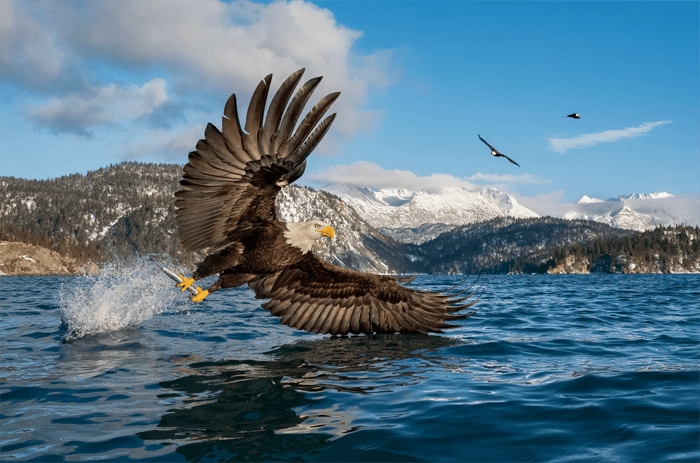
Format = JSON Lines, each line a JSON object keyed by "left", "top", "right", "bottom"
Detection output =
{"left": 1, "top": 260, "right": 698, "bottom": 462}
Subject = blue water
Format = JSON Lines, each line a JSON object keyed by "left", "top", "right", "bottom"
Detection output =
{"left": 1, "top": 265, "right": 698, "bottom": 462}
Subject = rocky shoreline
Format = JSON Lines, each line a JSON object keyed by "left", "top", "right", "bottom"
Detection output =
{"left": 0, "top": 241, "right": 98, "bottom": 276}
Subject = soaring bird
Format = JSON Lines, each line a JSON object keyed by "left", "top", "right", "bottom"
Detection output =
{"left": 478, "top": 135, "right": 520, "bottom": 167}
{"left": 173, "top": 69, "right": 478, "bottom": 336}
{"left": 564, "top": 113, "right": 581, "bottom": 119}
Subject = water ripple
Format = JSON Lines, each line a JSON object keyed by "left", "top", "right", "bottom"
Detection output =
{"left": 0, "top": 272, "right": 697, "bottom": 461}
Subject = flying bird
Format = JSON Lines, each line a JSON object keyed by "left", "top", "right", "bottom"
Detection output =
{"left": 478, "top": 135, "right": 520, "bottom": 167}
{"left": 172, "top": 69, "right": 478, "bottom": 336}
{"left": 564, "top": 113, "right": 581, "bottom": 119}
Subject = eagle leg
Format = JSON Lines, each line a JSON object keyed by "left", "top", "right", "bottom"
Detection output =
{"left": 191, "top": 273, "right": 253, "bottom": 303}
{"left": 177, "top": 275, "right": 195, "bottom": 292}
{"left": 191, "top": 288, "right": 209, "bottom": 303}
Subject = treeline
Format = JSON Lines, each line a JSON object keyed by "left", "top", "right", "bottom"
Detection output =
{"left": 1, "top": 162, "right": 201, "bottom": 266}
{"left": 405, "top": 216, "right": 634, "bottom": 274}
{"left": 505, "top": 225, "right": 700, "bottom": 274}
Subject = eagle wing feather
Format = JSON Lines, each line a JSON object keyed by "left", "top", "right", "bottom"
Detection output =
{"left": 175, "top": 69, "right": 339, "bottom": 252}
{"left": 250, "top": 253, "right": 478, "bottom": 335}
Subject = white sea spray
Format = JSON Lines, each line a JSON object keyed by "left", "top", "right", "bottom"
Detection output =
{"left": 59, "top": 256, "right": 183, "bottom": 340}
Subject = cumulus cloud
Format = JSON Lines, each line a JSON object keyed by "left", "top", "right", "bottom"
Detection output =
{"left": 28, "top": 79, "right": 168, "bottom": 137}
{"left": 5, "top": 0, "right": 395, "bottom": 152}
{"left": 69, "top": 0, "right": 395, "bottom": 147}
{"left": 547, "top": 120, "right": 672, "bottom": 153}
{"left": 512, "top": 191, "right": 568, "bottom": 217}
{"left": 309, "top": 161, "right": 549, "bottom": 192}
{"left": 0, "top": 0, "right": 68, "bottom": 87}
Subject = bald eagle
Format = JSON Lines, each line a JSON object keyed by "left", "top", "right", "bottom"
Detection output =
{"left": 478, "top": 135, "right": 520, "bottom": 167}
{"left": 174, "top": 69, "right": 478, "bottom": 336}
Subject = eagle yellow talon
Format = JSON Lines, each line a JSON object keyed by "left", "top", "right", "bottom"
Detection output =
{"left": 177, "top": 275, "right": 195, "bottom": 292}
{"left": 191, "top": 289, "right": 209, "bottom": 303}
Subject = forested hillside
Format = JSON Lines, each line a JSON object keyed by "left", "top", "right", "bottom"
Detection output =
{"left": 404, "top": 217, "right": 634, "bottom": 274}
{"left": 529, "top": 226, "right": 700, "bottom": 274}
{"left": 1, "top": 162, "right": 406, "bottom": 272}
{"left": 1, "top": 162, "right": 191, "bottom": 264}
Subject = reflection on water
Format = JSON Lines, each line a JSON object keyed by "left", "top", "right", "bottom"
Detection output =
{"left": 56, "top": 329, "right": 150, "bottom": 378}
{"left": 138, "top": 335, "right": 459, "bottom": 461}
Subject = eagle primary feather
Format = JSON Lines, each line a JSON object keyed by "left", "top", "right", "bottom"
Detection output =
{"left": 174, "top": 69, "right": 478, "bottom": 335}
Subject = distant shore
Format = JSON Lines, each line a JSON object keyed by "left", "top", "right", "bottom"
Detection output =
{"left": 1, "top": 239, "right": 697, "bottom": 276}
{"left": 0, "top": 241, "right": 98, "bottom": 276}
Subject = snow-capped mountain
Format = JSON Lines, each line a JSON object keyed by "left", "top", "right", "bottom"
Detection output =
{"left": 322, "top": 184, "right": 539, "bottom": 229}
{"left": 588, "top": 206, "right": 661, "bottom": 231}
{"left": 577, "top": 195, "right": 605, "bottom": 204}
{"left": 567, "top": 191, "right": 694, "bottom": 232}
{"left": 577, "top": 191, "right": 674, "bottom": 204}
{"left": 611, "top": 192, "right": 674, "bottom": 201}
{"left": 276, "top": 186, "right": 409, "bottom": 274}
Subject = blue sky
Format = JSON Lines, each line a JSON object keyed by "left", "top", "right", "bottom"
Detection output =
{"left": 2, "top": 1, "right": 698, "bottom": 210}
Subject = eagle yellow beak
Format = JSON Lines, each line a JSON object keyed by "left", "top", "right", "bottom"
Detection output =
{"left": 319, "top": 225, "right": 335, "bottom": 239}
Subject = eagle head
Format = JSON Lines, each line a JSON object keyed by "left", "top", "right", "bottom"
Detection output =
{"left": 284, "top": 220, "right": 335, "bottom": 253}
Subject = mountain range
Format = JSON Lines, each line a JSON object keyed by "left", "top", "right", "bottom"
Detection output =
{"left": 322, "top": 185, "right": 695, "bottom": 236}
{"left": 565, "top": 191, "right": 694, "bottom": 232}
{"left": 323, "top": 184, "right": 538, "bottom": 230}
{"left": 2, "top": 162, "right": 697, "bottom": 274}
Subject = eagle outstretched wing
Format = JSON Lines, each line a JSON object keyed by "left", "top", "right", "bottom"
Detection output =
{"left": 249, "top": 253, "right": 479, "bottom": 335}
{"left": 175, "top": 69, "right": 340, "bottom": 252}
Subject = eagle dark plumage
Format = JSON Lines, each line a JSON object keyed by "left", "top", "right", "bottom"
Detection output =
{"left": 565, "top": 113, "right": 581, "bottom": 119}
{"left": 478, "top": 134, "right": 520, "bottom": 167}
{"left": 173, "top": 69, "right": 478, "bottom": 336}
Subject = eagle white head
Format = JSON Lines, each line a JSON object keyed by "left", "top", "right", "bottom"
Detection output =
{"left": 284, "top": 220, "right": 335, "bottom": 253}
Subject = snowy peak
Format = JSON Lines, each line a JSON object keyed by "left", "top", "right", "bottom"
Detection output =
{"left": 325, "top": 185, "right": 689, "bottom": 234}
{"left": 322, "top": 184, "right": 539, "bottom": 229}
{"left": 578, "top": 192, "right": 673, "bottom": 203}
{"left": 577, "top": 195, "right": 605, "bottom": 204}
{"left": 480, "top": 187, "right": 538, "bottom": 216}
{"left": 567, "top": 191, "right": 691, "bottom": 232}
{"left": 611, "top": 191, "right": 674, "bottom": 201}
{"left": 590, "top": 206, "right": 658, "bottom": 232}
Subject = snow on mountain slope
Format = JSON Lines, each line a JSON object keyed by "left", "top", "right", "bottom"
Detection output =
{"left": 276, "top": 186, "right": 409, "bottom": 274}
{"left": 323, "top": 184, "right": 539, "bottom": 229}
{"left": 567, "top": 192, "right": 695, "bottom": 232}
{"left": 590, "top": 206, "right": 659, "bottom": 232}
{"left": 611, "top": 192, "right": 674, "bottom": 201}
{"left": 577, "top": 195, "right": 605, "bottom": 204}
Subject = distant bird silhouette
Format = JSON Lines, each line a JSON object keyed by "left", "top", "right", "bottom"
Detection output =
{"left": 478, "top": 135, "right": 520, "bottom": 167}
{"left": 564, "top": 113, "right": 581, "bottom": 119}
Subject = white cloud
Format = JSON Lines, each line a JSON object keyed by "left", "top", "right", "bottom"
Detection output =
{"left": 0, "top": 0, "right": 68, "bottom": 85}
{"left": 28, "top": 79, "right": 168, "bottom": 136}
{"left": 309, "top": 161, "right": 549, "bottom": 192}
{"left": 547, "top": 120, "right": 672, "bottom": 153}
{"left": 512, "top": 191, "right": 568, "bottom": 217}
{"left": 4, "top": 0, "right": 395, "bottom": 152}
{"left": 69, "top": 0, "right": 395, "bottom": 147}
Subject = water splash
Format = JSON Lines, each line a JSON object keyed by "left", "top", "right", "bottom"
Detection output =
{"left": 60, "top": 256, "right": 185, "bottom": 341}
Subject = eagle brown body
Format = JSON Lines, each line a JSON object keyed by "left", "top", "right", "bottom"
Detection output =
{"left": 174, "top": 69, "right": 478, "bottom": 336}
